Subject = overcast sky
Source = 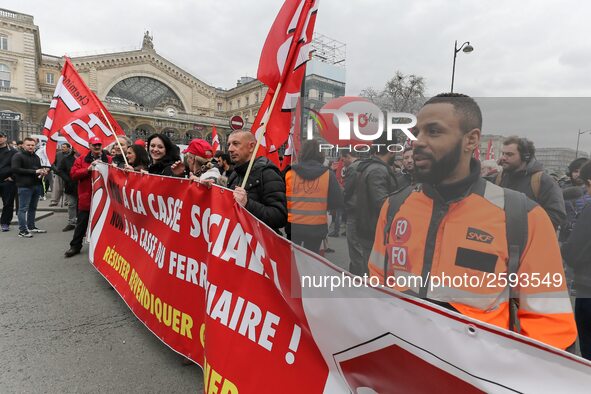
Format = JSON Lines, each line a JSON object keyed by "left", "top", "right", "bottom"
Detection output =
{"left": 4, "top": 0, "right": 591, "bottom": 152}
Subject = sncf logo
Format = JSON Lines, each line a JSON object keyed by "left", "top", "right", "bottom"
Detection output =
{"left": 466, "top": 227, "right": 494, "bottom": 244}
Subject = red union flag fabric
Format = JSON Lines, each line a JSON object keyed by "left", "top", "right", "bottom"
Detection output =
{"left": 211, "top": 125, "right": 220, "bottom": 152}
{"left": 486, "top": 139, "right": 495, "bottom": 160}
{"left": 42, "top": 57, "right": 125, "bottom": 164}
{"left": 253, "top": 0, "right": 318, "bottom": 160}
{"left": 89, "top": 165, "right": 591, "bottom": 393}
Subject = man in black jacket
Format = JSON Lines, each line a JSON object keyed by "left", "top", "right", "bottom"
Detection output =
{"left": 498, "top": 136, "right": 566, "bottom": 230}
{"left": 0, "top": 131, "right": 17, "bottom": 232}
{"left": 57, "top": 149, "right": 78, "bottom": 231}
{"left": 562, "top": 160, "right": 591, "bottom": 360}
{"left": 226, "top": 130, "right": 287, "bottom": 232}
{"left": 11, "top": 137, "right": 49, "bottom": 238}
{"left": 351, "top": 137, "right": 398, "bottom": 275}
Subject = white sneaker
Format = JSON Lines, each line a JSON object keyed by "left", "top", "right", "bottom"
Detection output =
{"left": 18, "top": 230, "right": 33, "bottom": 238}
{"left": 29, "top": 227, "right": 47, "bottom": 233}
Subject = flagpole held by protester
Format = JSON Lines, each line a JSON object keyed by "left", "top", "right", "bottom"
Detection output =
{"left": 99, "top": 107, "right": 129, "bottom": 167}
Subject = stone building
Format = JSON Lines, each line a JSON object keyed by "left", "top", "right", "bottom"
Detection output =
{"left": 0, "top": 8, "right": 267, "bottom": 146}
{"left": 0, "top": 8, "right": 346, "bottom": 152}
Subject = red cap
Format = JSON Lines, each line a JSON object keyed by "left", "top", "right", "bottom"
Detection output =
{"left": 134, "top": 139, "right": 145, "bottom": 147}
{"left": 89, "top": 136, "right": 102, "bottom": 145}
{"left": 183, "top": 139, "right": 214, "bottom": 159}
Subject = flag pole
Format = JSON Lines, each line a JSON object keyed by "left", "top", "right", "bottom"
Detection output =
{"left": 240, "top": 82, "right": 283, "bottom": 188}
{"left": 99, "top": 108, "right": 129, "bottom": 167}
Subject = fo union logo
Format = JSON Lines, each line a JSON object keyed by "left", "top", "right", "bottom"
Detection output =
{"left": 305, "top": 96, "right": 417, "bottom": 153}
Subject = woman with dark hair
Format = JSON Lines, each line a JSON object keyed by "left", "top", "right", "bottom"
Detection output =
{"left": 125, "top": 144, "right": 150, "bottom": 172}
{"left": 284, "top": 140, "right": 343, "bottom": 253}
{"left": 146, "top": 133, "right": 184, "bottom": 177}
{"left": 562, "top": 161, "right": 591, "bottom": 360}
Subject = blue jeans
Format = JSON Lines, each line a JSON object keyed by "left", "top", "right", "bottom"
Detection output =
{"left": 17, "top": 185, "right": 41, "bottom": 232}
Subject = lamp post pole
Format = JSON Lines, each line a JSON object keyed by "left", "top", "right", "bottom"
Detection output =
{"left": 451, "top": 40, "right": 474, "bottom": 93}
{"left": 576, "top": 129, "right": 591, "bottom": 158}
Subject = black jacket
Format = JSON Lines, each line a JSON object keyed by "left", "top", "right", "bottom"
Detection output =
{"left": 148, "top": 157, "right": 182, "bottom": 177}
{"left": 11, "top": 150, "right": 43, "bottom": 188}
{"left": 113, "top": 154, "right": 126, "bottom": 168}
{"left": 562, "top": 202, "right": 591, "bottom": 296}
{"left": 0, "top": 145, "right": 16, "bottom": 182}
{"left": 497, "top": 159, "right": 565, "bottom": 230}
{"left": 343, "top": 160, "right": 361, "bottom": 216}
{"left": 228, "top": 157, "right": 287, "bottom": 232}
{"left": 354, "top": 157, "right": 398, "bottom": 243}
{"left": 57, "top": 152, "right": 77, "bottom": 195}
{"left": 288, "top": 161, "right": 343, "bottom": 238}
{"left": 395, "top": 170, "right": 413, "bottom": 191}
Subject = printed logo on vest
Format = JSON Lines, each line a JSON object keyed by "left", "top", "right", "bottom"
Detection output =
{"left": 466, "top": 227, "right": 494, "bottom": 244}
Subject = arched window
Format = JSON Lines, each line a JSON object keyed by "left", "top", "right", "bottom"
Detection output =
{"left": 0, "top": 64, "right": 10, "bottom": 89}
{"left": 106, "top": 76, "right": 184, "bottom": 112}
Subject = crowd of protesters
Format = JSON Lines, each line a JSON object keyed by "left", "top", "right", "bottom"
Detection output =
{"left": 1, "top": 94, "right": 591, "bottom": 359}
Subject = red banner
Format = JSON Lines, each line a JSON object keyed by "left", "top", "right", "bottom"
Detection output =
{"left": 89, "top": 165, "right": 591, "bottom": 393}
{"left": 88, "top": 165, "right": 327, "bottom": 393}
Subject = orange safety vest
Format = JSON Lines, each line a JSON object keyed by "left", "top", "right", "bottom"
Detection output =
{"left": 286, "top": 170, "right": 329, "bottom": 225}
{"left": 368, "top": 180, "right": 577, "bottom": 350}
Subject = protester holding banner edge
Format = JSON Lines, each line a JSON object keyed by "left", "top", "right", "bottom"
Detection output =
{"left": 227, "top": 130, "right": 287, "bottom": 233}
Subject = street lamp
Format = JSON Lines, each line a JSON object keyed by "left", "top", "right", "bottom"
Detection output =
{"left": 576, "top": 129, "right": 591, "bottom": 158}
{"left": 450, "top": 40, "right": 474, "bottom": 93}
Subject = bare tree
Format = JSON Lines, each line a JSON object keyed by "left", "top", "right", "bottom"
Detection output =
{"left": 361, "top": 71, "right": 426, "bottom": 113}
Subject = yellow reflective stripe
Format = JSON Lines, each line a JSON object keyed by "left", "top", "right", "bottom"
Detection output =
{"left": 289, "top": 209, "right": 328, "bottom": 216}
{"left": 520, "top": 292, "right": 573, "bottom": 314}
{"left": 428, "top": 286, "right": 508, "bottom": 311}
{"left": 368, "top": 248, "right": 385, "bottom": 268}
{"left": 287, "top": 196, "right": 327, "bottom": 203}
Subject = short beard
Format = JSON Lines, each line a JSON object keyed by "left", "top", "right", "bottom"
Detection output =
{"left": 501, "top": 162, "right": 520, "bottom": 174}
{"left": 414, "top": 141, "right": 463, "bottom": 185}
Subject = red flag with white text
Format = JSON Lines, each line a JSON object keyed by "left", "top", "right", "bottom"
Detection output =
{"left": 42, "top": 57, "right": 125, "bottom": 164}
{"left": 486, "top": 139, "right": 495, "bottom": 160}
{"left": 252, "top": 0, "right": 318, "bottom": 161}
{"left": 212, "top": 125, "right": 220, "bottom": 152}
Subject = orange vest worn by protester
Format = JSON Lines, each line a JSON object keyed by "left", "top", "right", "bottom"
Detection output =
{"left": 368, "top": 178, "right": 577, "bottom": 350}
{"left": 286, "top": 170, "right": 329, "bottom": 225}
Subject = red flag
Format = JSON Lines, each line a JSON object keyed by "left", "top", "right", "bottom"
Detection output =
{"left": 211, "top": 125, "right": 220, "bottom": 152}
{"left": 280, "top": 97, "right": 304, "bottom": 171}
{"left": 486, "top": 139, "right": 495, "bottom": 160}
{"left": 252, "top": 0, "right": 319, "bottom": 160}
{"left": 42, "top": 57, "right": 125, "bottom": 164}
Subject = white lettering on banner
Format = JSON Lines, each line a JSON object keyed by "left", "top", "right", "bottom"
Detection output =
{"left": 147, "top": 193, "right": 183, "bottom": 233}
{"left": 205, "top": 282, "right": 280, "bottom": 352}
{"left": 122, "top": 187, "right": 147, "bottom": 216}
{"left": 168, "top": 250, "right": 208, "bottom": 286}
{"left": 139, "top": 227, "right": 159, "bottom": 258}
{"left": 190, "top": 205, "right": 282, "bottom": 293}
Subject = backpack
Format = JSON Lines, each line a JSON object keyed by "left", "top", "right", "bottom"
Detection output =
{"left": 383, "top": 182, "right": 528, "bottom": 333}
{"left": 495, "top": 170, "right": 542, "bottom": 201}
{"left": 564, "top": 193, "right": 591, "bottom": 235}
